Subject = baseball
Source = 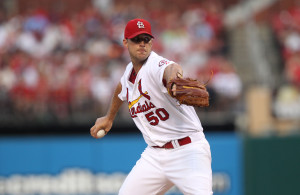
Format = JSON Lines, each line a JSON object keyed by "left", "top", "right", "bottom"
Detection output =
{"left": 97, "top": 129, "right": 106, "bottom": 138}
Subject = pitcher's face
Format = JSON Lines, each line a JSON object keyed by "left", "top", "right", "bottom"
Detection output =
{"left": 123, "top": 34, "right": 153, "bottom": 63}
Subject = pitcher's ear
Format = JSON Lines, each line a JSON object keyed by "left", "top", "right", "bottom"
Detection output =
{"left": 123, "top": 39, "right": 128, "bottom": 48}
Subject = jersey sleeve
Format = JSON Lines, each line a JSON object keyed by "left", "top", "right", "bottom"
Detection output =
{"left": 151, "top": 58, "right": 175, "bottom": 93}
{"left": 118, "top": 74, "right": 127, "bottom": 101}
{"left": 118, "top": 64, "right": 132, "bottom": 101}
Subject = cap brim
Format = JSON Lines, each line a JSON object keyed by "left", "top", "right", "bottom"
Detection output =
{"left": 127, "top": 31, "right": 154, "bottom": 39}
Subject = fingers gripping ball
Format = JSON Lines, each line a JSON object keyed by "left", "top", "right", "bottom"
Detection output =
{"left": 167, "top": 78, "right": 209, "bottom": 107}
{"left": 97, "top": 129, "right": 106, "bottom": 138}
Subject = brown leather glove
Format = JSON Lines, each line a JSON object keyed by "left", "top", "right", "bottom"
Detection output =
{"left": 167, "top": 78, "right": 209, "bottom": 107}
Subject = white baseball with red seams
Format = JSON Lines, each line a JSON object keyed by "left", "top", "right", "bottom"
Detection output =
{"left": 96, "top": 129, "right": 106, "bottom": 138}
{"left": 118, "top": 51, "right": 213, "bottom": 195}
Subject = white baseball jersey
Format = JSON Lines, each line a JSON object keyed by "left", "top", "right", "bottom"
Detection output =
{"left": 118, "top": 51, "right": 205, "bottom": 147}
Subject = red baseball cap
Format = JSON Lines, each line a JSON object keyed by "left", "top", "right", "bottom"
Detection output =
{"left": 124, "top": 18, "right": 154, "bottom": 39}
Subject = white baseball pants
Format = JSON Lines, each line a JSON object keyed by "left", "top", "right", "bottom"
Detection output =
{"left": 119, "top": 136, "right": 213, "bottom": 195}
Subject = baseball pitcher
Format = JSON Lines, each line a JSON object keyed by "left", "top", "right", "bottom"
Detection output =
{"left": 90, "top": 18, "right": 212, "bottom": 195}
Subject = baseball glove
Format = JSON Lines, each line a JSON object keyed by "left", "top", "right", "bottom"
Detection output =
{"left": 167, "top": 78, "right": 209, "bottom": 107}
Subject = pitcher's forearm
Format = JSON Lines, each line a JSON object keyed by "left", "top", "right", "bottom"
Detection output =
{"left": 106, "top": 82, "right": 123, "bottom": 121}
{"left": 163, "top": 63, "right": 183, "bottom": 83}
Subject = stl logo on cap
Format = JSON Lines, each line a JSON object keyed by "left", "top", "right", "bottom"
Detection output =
{"left": 137, "top": 21, "right": 145, "bottom": 29}
{"left": 124, "top": 18, "right": 154, "bottom": 39}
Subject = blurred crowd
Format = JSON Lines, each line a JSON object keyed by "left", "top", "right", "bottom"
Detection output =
{"left": 0, "top": 0, "right": 242, "bottom": 126}
{"left": 271, "top": 5, "right": 300, "bottom": 119}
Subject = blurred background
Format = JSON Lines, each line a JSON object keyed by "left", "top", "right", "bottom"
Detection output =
{"left": 0, "top": 0, "right": 300, "bottom": 194}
